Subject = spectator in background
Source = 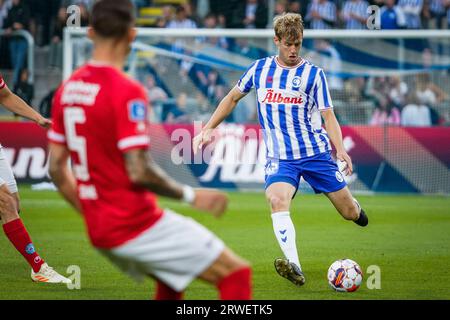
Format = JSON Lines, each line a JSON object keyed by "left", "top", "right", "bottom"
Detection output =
{"left": 274, "top": 0, "right": 288, "bottom": 17}
{"left": 401, "top": 92, "right": 432, "bottom": 126}
{"left": 49, "top": 6, "right": 67, "bottom": 69}
{"left": 380, "top": 0, "right": 407, "bottom": 29}
{"left": 195, "top": 0, "right": 210, "bottom": 21}
{"left": 416, "top": 73, "right": 448, "bottom": 106}
{"left": 166, "top": 92, "right": 191, "bottom": 123}
{"left": 183, "top": 1, "right": 202, "bottom": 26}
{"left": 3, "top": 0, "right": 30, "bottom": 87}
{"left": 39, "top": 88, "right": 56, "bottom": 119}
{"left": 145, "top": 74, "right": 168, "bottom": 103}
{"left": 340, "top": 0, "right": 369, "bottom": 29}
{"left": 208, "top": 71, "right": 224, "bottom": 104}
{"left": 13, "top": 68, "right": 33, "bottom": 105}
{"left": 216, "top": 13, "right": 226, "bottom": 27}
{"left": 166, "top": 6, "right": 197, "bottom": 81}
{"left": 366, "top": 76, "right": 390, "bottom": 105}
{"left": 194, "top": 91, "right": 213, "bottom": 122}
{"left": 144, "top": 74, "right": 168, "bottom": 123}
{"left": 305, "top": 0, "right": 337, "bottom": 29}
{"left": 233, "top": 0, "right": 268, "bottom": 29}
{"left": 156, "top": 5, "right": 173, "bottom": 28}
{"left": 78, "top": 2, "right": 91, "bottom": 25}
{"left": 166, "top": 4, "right": 197, "bottom": 29}
{"left": 427, "top": 0, "right": 446, "bottom": 28}
{"left": 344, "top": 77, "right": 367, "bottom": 103}
{"left": 388, "top": 75, "right": 408, "bottom": 108}
{"left": 288, "top": 0, "right": 308, "bottom": 18}
{"left": 369, "top": 97, "right": 401, "bottom": 126}
{"left": 200, "top": 13, "right": 229, "bottom": 49}
{"left": 398, "top": 0, "right": 423, "bottom": 29}
{"left": 0, "top": 0, "right": 12, "bottom": 29}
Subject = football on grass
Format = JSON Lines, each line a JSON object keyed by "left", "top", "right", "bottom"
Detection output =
{"left": 327, "top": 259, "right": 363, "bottom": 292}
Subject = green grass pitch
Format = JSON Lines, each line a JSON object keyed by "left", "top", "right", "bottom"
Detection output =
{"left": 1, "top": 186, "right": 449, "bottom": 300}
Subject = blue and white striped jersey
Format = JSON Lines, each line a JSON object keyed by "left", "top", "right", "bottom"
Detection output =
{"left": 236, "top": 56, "right": 333, "bottom": 160}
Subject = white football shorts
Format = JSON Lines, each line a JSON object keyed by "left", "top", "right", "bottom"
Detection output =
{"left": 0, "top": 146, "right": 18, "bottom": 193}
{"left": 98, "top": 209, "right": 225, "bottom": 292}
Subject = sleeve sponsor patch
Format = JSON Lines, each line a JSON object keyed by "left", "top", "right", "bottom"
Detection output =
{"left": 128, "top": 100, "right": 147, "bottom": 122}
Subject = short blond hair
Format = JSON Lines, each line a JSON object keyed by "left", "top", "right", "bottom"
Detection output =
{"left": 273, "top": 12, "right": 304, "bottom": 42}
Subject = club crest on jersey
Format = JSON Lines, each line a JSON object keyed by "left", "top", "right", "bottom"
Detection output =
{"left": 128, "top": 100, "right": 147, "bottom": 122}
{"left": 292, "top": 76, "right": 302, "bottom": 88}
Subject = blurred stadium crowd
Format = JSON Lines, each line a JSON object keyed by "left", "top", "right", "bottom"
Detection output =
{"left": 0, "top": 0, "right": 449, "bottom": 126}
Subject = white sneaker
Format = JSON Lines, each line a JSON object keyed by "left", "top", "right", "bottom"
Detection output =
{"left": 31, "top": 263, "right": 72, "bottom": 284}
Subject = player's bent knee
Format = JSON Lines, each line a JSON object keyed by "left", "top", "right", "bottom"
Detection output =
{"left": 268, "top": 195, "right": 290, "bottom": 212}
{"left": 0, "top": 189, "right": 19, "bottom": 222}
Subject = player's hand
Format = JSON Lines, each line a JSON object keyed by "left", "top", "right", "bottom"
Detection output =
{"left": 336, "top": 150, "right": 353, "bottom": 176}
{"left": 192, "top": 189, "right": 228, "bottom": 218}
{"left": 37, "top": 117, "right": 52, "bottom": 128}
{"left": 192, "top": 129, "right": 212, "bottom": 155}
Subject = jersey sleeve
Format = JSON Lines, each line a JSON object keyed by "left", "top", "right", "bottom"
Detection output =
{"left": 313, "top": 69, "right": 333, "bottom": 110}
{"left": 115, "top": 83, "right": 151, "bottom": 153}
{"left": 47, "top": 86, "right": 67, "bottom": 145}
{"left": 0, "top": 76, "right": 6, "bottom": 90}
{"left": 236, "top": 61, "right": 256, "bottom": 94}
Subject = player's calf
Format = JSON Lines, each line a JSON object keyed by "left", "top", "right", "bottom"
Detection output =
{"left": 200, "top": 248, "right": 252, "bottom": 300}
{"left": 217, "top": 265, "right": 252, "bottom": 300}
{"left": 339, "top": 202, "right": 360, "bottom": 221}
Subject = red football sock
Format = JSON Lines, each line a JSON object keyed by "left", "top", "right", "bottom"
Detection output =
{"left": 155, "top": 280, "right": 183, "bottom": 300}
{"left": 3, "top": 218, "right": 45, "bottom": 272}
{"left": 217, "top": 267, "right": 252, "bottom": 300}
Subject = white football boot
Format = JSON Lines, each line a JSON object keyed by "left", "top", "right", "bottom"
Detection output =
{"left": 31, "top": 263, "right": 72, "bottom": 284}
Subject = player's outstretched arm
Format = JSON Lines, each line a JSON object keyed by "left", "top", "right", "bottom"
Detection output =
{"left": 124, "top": 149, "right": 228, "bottom": 217}
{"left": 48, "top": 143, "right": 82, "bottom": 213}
{"left": 321, "top": 108, "right": 353, "bottom": 176}
{"left": 0, "top": 85, "right": 51, "bottom": 128}
{"left": 193, "top": 87, "right": 246, "bottom": 154}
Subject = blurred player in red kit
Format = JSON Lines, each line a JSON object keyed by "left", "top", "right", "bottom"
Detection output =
{"left": 48, "top": 0, "right": 251, "bottom": 300}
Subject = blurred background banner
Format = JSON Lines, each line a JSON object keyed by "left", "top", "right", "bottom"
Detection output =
{"left": 2, "top": 122, "right": 449, "bottom": 194}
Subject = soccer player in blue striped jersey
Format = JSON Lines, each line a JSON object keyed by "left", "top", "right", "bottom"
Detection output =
{"left": 193, "top": 12, "right": 368, "bottom": 287}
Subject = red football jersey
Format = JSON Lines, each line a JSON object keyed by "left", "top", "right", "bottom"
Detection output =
{"left": 48, "top": 62, "right": 163, "bottom": 249}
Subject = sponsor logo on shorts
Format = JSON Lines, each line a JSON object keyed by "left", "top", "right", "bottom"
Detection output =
{"left": 25, "top": 243, "right": 36, "bottom": 255}
{"left": 335, "top": 171, "right": 344, "bottom": 183}
{"left": 265, "top": 159, "right": 279, "bottom": 176}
